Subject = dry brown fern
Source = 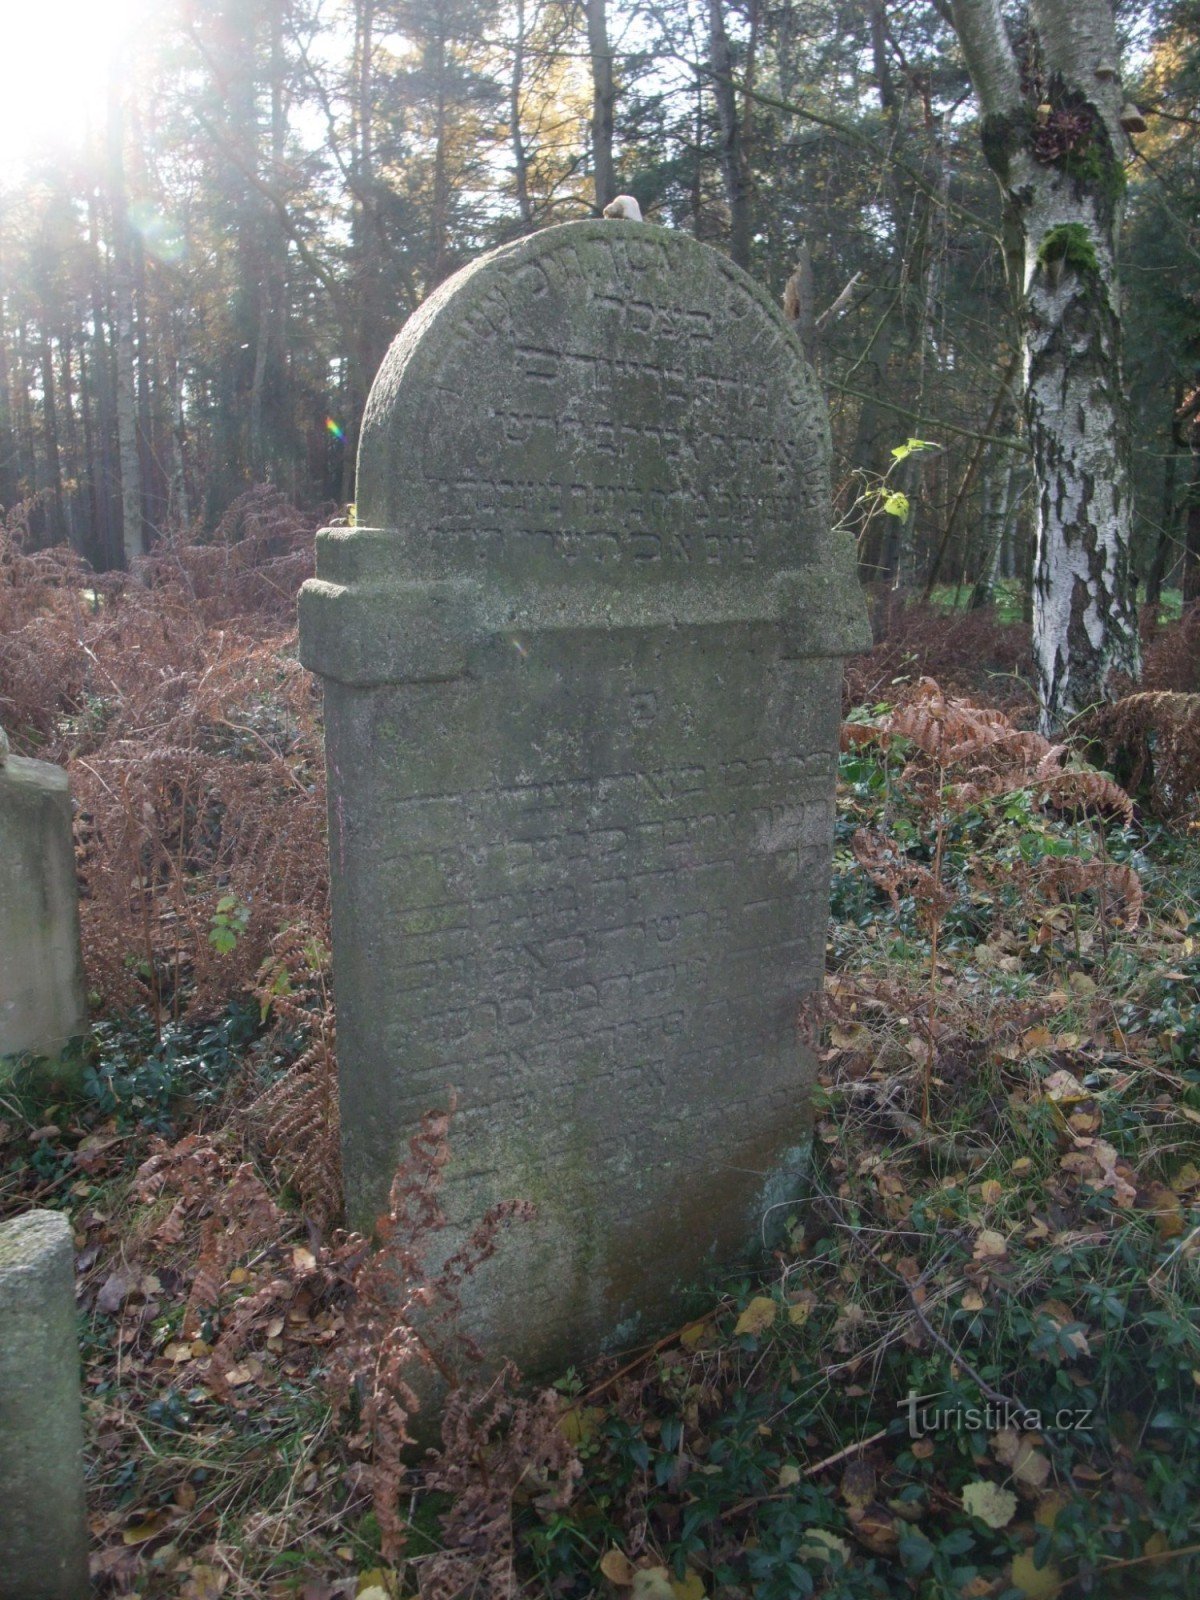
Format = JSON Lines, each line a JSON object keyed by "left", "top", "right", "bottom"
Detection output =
{"left": 419, "top": 1366, "right": 581, "bottom": 1600}
{"left": 247, "top": 926, "right": 342, "bottom": 1228}
{"left": 134, "top": 1133, "right": 285, "bottom": 1337}
{"left": 321, "top": 1098, "right": 538, "bottom": 1562}
{"left": 1035, "top": 857, "right": 1144, "bottom": 932}
{"left": 1085, "top": 690, "right": 1200, "bottom": 820}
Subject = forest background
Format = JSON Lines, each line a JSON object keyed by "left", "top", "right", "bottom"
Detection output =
{"left": 3, "top": 0, "right": 1199, "bottom": 622}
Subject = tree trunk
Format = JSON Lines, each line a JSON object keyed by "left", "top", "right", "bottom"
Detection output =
{"left": 0, "top": 227, "right": 18, "bottom": 513}
{"left": 950, "top": 0, "right": 1140, "bottom": 728}
{"left": 511, "top": 0, "right": 534, "bottom": 228}
{"left": 430, "top": 15, "right": 451, "bottom": 285}
{"left": 38, "top": 323, "right": 66, "bottom": 544}
{"left": 86, "top": 189, "right": 120, "bottom": 568}
{"left": 1185, "top": 452, "right": 1200, "bottom": 606}
{"left": 1146, "top": 388, "right": 1182, "bottom": 612}
{"left": 585, "top": 0, "right": 617, "bottom": 211}
{"left": 708, "top": 0, "right": 752, "bottom": 267}
{"left": 107, "top": 73, "right": 145, "bottom": 568}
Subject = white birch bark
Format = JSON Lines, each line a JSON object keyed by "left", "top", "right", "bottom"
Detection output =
{"left": 950, "top": 0, "right": 1140, "bottom": 729}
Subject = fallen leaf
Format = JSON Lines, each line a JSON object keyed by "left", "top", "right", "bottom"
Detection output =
{"left": 1142, "top": 1181, "right": 1184, "bottom": 1241}
{"left": 97, "top": 1271, "right": 133, "bottom": 1315}
{"left": 559, "top": 1406, "right": 603, "bottom": 1445}
{"left": 831, "top": 1023, "right": 870, "bottom": 1050}
{"left": 1035, "top": 1490, "right": 1071, "bottom": 1528}
{"left": 631, "top": 1568, "right": 675, "bottom": 1600}
{"left": 669, "top": 1571, "right": 706, "bottom": 1600}
{"left": 840, "top": 1458, "right": 876, "bottom": 1509}
{"left": 992, "top": 1429, "right": 1051, "bottom": 1487}
{"left": 1042, "top": 1069, "right": 1087, "bottom": 1103}
{"left": 123, "top": 1512, "right": 168, "bottom": 1546}
{"left": 787, "top": 1290, "right": 818, "bottom": 1327}
{"left": 1010, "top": 1549, "right": 1063, "bottom": 1598}
{"left": 734, "top": 1296, "right": 777, "bottom": 1337}
{"left": 848, "top": 1503, "right": 900, "bottom": 1555}
{"left": 961, "top": 1287, "right": 985, "bottom": 1312}
{"left": 356, "top": 1570, "right": 398, "bottom": 1598}
{"left": 178, "top": 1564, "right": 227, "bottom": 1600}
{"left": 600, "top": 1550, "right": 635, "bottom": 1586}
{"left": 778, "top": 1462, "right": 801, "bottom": 1488}
{"left": 797, "top": 1529, "right": 851, "bottom": 1564}
{"left": 973, "top": 1229, "right": 1008, "bottom": 1260}
{"left": 962, "top": 1479, "right": 1018, "bottom": 1529}
{"left": 977, "top": 1179, "right": 1004, "bottom": 1206}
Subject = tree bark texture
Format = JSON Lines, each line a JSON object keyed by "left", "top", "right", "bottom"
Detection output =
{"left": 585, "top": 0, "right": 617, "bottom": 211}
{"left": 708, "top": 0, "right": 752, "bottom": 268}
{"left": 107, "top": 74, "right": 145, "bottom": 568}
{"left": 951, "top": 0, "right": 1140, "bottom": 729}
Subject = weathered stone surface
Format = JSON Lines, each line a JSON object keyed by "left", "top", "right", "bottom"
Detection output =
{"left": 0, "top": 739, "right": 88, "bottom": 1083}
{"left": 300, "top": 219, "right": 868, "bottom": 1372}
{"left": 0, "top": 1210, "right": 89, "bottom": 1599}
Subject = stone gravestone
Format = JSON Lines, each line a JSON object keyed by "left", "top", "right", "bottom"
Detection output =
{"left": 0, "top": 1209, "right": 90, "bottom": 1600}
{"left": 300, "top": 219, "right": 868, "bottom": 1372}
{"left": 0, "top": 728, "right": 88, "bottom": 1084}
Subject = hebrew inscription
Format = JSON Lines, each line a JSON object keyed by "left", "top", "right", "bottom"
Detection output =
{"left": 300, "top": 219, "right": 869, "bottom": 1375}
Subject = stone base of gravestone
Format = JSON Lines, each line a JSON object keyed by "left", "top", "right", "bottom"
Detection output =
{"left": 0, "top": 1210, "right": 89, "bottom": 1600}
{"left": 301, "top": 219, "right": 869, "bottom": 1377}
{"left": 0, "top": 735, "right": 88, "bottom": 1085}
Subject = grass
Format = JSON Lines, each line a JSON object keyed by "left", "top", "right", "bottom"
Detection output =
{"left": 925, "top": 582, "right": 1186, "bottom": 627}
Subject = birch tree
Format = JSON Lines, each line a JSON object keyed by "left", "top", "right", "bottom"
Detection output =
{"left": 948, "top": 0, "right": 1141, "bottom": 729}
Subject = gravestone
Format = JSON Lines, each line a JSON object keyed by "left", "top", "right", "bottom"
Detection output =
{"left": 0, "top": 1209, "right": 90, "bottom": 1600}
{"left": 300, "top": 219, "right": 868, "bottom": 1371}
{"left": 0, "top": 728, "right": 88, "bottom": 1084}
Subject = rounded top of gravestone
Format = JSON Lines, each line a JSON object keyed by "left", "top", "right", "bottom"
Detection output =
{"left": 354, "top": 219, "right": 829, "bottom": 590}
{"left": 0, "top": 1208, "right": 72, "bottom": 1272}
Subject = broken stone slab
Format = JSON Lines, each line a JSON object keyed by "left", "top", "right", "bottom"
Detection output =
{"left": 0, "top": 1209, "right": 89, "bottom": 1599}
{"left": 0, "top": 731, "right": 88, "bottom": 1086}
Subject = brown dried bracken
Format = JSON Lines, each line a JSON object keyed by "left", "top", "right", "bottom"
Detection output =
{"left": 1085, "top": 690, "right": 1200, "bottom": 820}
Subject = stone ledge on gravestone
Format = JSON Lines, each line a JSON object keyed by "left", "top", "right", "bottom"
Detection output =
{"left": 0, "top": 730, "right": 89, "bottom": 1087}
{"left": 299, "top": 219, "right": 869, "bottom": 1379}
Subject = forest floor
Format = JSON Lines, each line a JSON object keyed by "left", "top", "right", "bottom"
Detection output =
{"left": 3, "top": 502, "right": 1200, "bottom": 1600}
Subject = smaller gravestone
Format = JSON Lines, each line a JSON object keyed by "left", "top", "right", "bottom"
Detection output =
{"left": 0, "top": 1210, "right": 89, "bottom": 1600}
{"left": 0, "top": 728, "right": 88, "bottom": 1083}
